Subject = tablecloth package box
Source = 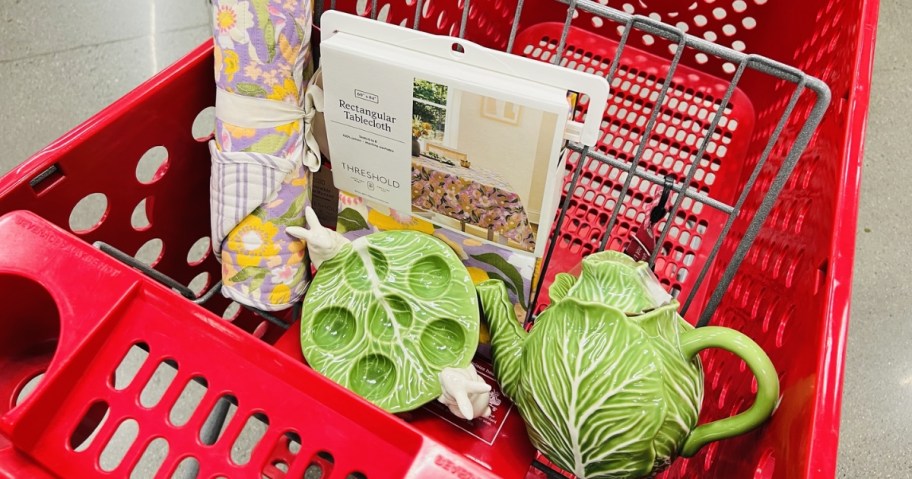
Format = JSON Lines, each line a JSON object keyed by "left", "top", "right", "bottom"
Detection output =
{"left": 321, "top": 31, "right": 576, "bottom": 327}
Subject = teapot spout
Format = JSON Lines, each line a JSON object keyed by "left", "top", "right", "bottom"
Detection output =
{"left": 476, "top": 280, "right": 526, "bottom": 401}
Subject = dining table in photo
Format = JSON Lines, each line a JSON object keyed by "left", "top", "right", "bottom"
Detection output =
{"left": 411, "top": 154, "right": 536, "bottom": 250}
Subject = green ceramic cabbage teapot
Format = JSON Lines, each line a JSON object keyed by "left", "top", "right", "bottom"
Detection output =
{"left": 476, "top": 250, "right": 779, "bottom": 479}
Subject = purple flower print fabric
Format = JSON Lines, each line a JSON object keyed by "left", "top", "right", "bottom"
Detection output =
{"left": 209, "top": 0, "right": 316, "bottom": 311}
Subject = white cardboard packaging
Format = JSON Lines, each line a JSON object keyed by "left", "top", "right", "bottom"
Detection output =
{"left": 320, "top": 12, "right": 609, "bottom": 258}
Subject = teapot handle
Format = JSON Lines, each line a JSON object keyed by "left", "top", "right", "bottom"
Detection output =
{"left": 678, "top": 326, "right": 779, "bottom": 457}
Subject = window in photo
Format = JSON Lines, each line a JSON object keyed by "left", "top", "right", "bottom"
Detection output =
{"left": 412, "top": 79, "right": 461, "bottom": 145}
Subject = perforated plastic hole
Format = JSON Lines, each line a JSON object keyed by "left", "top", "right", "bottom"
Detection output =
{"left": 722, "top": 24, "right": 737, "bottom": 36}
{"left": 717, "top": 381, "right": 730, "bottom": 410}
{"left": 376, "top": 3, "right": 390, "bottom": 22}
{"left": 170, "top": 377, "right": 208, "bottom": 427}
{"left": 311, "top": 451, "right": 335, "bottom": 469}
{"left": 223, "top": 302, "right": 242, "bottom": 321}
{"left": 171, "top": 457, "right": 199, "bottom": 478}
{"left": 199, "top": 395, "right": 238, "bottom": 446}
{"left": 130, "top": 438, "right": 169, "bottom": 479}
{"left": 287, "top": 432, "right": 302, "bottom": 454}
{"left": 188, "top": 272, "right": 211, "bottom": 298}
{"left": 676, "top": 458, "right": 692, "bottom": 476}
{"left": 702, "top": 438, "right": 720, "bottom": 472}
{"left": 775, "top": 307, "right": 793, "bottom": 348}
{"left": 100, "top": 419, "right": 139, "bottom": 472}
{"left": 69, "top": 193, "right": 109, "bottom": 233}
{"left": 136, "top": 146, "right": 169, "bottom": 184}
{"left": 676, "top": 268, "right": 688, "bottom": 282}
{"left": 253, "top": 321, "right": 269, "bottom": 339}
{"left": 742, "top": 16, "right": 757, "bottom": 29}
{"left": 14, "top": 372, "right": 45, "bottom": 406}
{"left": 187, "top": 237, "right": 211, "bottom": 266}
{"left": 192, "top": 107, "right": 216, "bottom": 141}
{"left": 679, "top": 230, "right": 691, "bottom": 246}
{"left": 437, "top": 10, "right": 447, "bottom": 29}
{"left": 703, "top": 30, "right": 717, "bottom": 42}
{"left": 754, "top": 448, "right": 776, "bottom": 479}
{"left": 305, "top": 461, "right": 326, "bottom": 478}
{"left": 140, "top": 359, "right": 178, "bottom": 408}
{"left": 673, "top": 251, "right": 690, "bottom": 271}
{"left": 113, "top": 343, "right": 150, "bottom": 390}
{"left": 231, "top": 413, "right": 269, "bottom": 466}
{"left": 71, "top": 400, "right": 110, "bottom": 452}
{"left": 135, "top": 239, "right": 164, "bottom": 267}
{"left": 132, "top": 198, "right": 152, "bottom": 231}
{"left": 695, "top": 53, "right": 709, "bottom": 64}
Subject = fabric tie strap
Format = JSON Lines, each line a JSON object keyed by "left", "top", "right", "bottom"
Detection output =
{"left": 302, "top": 72, "right": 325, "bottom": 172}
{"left": 209, "top": 68, "right": 325, "bottom": 256}
{"left": 214, "top": 86, "right": 322, "bottom": 172}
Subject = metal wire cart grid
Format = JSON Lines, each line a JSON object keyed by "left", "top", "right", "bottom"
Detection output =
{"left": 323, "top": 0, "right": 829, "bottom": 328}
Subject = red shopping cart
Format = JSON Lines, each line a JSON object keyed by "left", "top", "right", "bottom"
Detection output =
{"left": 0, "top": 0, "right": 878, "bottom": 477}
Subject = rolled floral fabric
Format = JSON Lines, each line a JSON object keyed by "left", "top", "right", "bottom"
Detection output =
{"left": 209, "top": 0, "right": 318, "bottom": 311}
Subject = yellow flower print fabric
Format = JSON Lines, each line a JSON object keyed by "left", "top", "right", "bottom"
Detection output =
{"left": 209, "top": 0, "right": 315, "bottom": 311}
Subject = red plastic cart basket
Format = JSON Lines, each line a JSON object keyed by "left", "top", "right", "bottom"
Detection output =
{"left": 0, "top": 0, "right": 878, "bottom": 478}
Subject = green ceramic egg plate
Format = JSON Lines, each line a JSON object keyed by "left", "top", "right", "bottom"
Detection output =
{"left": 300, "top": 230, "right": 479, "bottom": 412}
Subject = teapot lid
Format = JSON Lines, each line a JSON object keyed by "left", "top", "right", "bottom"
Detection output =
{"left": 575, "top": 250, "right": 673, "bottom": 312}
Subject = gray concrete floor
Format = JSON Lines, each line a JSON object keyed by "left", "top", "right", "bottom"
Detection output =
{"left": 835, "top": 0, "right": 912, "bottom": 476}
{"left": 0, "top": 1, "right": 906, "bottom": 478}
